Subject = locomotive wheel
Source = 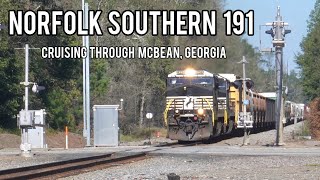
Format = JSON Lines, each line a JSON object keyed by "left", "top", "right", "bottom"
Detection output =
{"left": 223, "top": 124, "right": 227, "bottom": 134}
{"left": 225, "top": 120, "right": 234, "bottom": 134}
{"left": 213, "top": 121, "right": 222, "bottom": 137}
{"left": 208, "top": 115, "right": 214, "bottom": 136}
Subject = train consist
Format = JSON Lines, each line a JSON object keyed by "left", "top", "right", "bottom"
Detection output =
{"left": 163, "top": 69, "right": 306, "bottom": 141}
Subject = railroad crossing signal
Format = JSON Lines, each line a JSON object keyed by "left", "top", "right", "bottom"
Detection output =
{"left": 265, "top": 28, "right": 275, "bottom": 38}
{"left": 265, "top": 6, "right": 290, "bottom": 146}
{"left": 233, "top": 79, "right": 254, "bottom": 90}
{"left": 32, "top": 83, "right": 45, "bottom": 93}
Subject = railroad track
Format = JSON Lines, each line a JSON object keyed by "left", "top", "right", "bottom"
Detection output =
{"left": 0, "top": 123, "right": 300, "bottom": 180}
{"left": 153, "top": 126, "right": 283, "bottom": 147}
{"left": 0, "top": 142, "right": 205, "bottom": 180}
{"left": 154, "top": 141, "right": 203, "bottom": 148}
{"left": 0, "top": 152, "right": 147, "bottom": 180}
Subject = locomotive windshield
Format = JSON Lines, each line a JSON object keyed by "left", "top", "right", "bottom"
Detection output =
{"left": 166, "top": 77, "right": 214, "bottom": 96}
{"left": 167, "top": 77, "right": 213, "bottom": 86}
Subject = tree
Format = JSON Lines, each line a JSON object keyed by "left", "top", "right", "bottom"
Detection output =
{"left": 284, "top": 70, "right": 304, "bottom": 103}
{"left": 0, "top": 0, "right": 22, "bottom": 128}
{"left": 0, "top": 0, "right": 288, "bottom": 133}
{"left": 296, "top": 0, "right": 320, "bottom": 101}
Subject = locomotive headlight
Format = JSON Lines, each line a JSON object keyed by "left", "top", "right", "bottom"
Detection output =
{"left": 175, "top": 109, "right": 180, "bottom": 114}
{"left": 185, "top": 68, "right": 196, "bottom": 76}
{"left": 197, "top": 108, "right": 204, "bottom": 115}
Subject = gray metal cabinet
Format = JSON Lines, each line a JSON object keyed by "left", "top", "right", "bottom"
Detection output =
{"left": 93, "top": 105, "right": 119, "bottom": 147}
{"left": 27, "top": 109, "right": 47, "bottom": 148}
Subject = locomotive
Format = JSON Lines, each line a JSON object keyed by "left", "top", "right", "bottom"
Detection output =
{"left": 163, "top": 69, "right": 278, "bottom": 141}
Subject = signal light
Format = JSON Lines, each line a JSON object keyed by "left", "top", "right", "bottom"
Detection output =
{"left": 32, "top": 83, "right": 45, "bottom": 93}
{"left": 232, "top": 79, "right": 254, "bottom": 90}
{"left": 265, "top": 28, "right": 275, "bottom": 38}
{"left": 245, "top": 80, "right": 254, "bottom": 89}
{"left": 233, "top": 80, "right": 242, "bottom": 89}
{"left": 283, "top": 29, "right": 291, "bottom": 37}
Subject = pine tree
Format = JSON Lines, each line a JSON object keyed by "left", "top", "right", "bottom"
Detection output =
{"left": 297, "top": 0, "right": 320, "bottom": 100}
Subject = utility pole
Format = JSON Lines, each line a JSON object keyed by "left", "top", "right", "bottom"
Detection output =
{"left": 82, "top": 0, "right": 87, "bottom": 138}
{"left": 17, "top": 45, "right": 46, "bottom": 156}
{"left": 21, "top": 44, "right": 32, "bottom": 157}
{"left": 80, "top": 1, "right": 91, "bottom": 146}
{"left": 265, "top": 6, "right": 291, "bottom": 146}
{"left": 238, "top": 56, "right": 250, "bottom": 145}
{"left": 84, "top": 3, "right": 91, "bottom": 147}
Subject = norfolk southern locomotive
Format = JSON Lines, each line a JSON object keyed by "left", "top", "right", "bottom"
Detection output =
{"left": 164, "top": 69, "right": 307, "bottom": 141}
{"left": 164, "top": 69, "right": 238, "bottom": 141}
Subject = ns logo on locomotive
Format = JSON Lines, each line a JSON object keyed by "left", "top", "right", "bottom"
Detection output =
{"left": 163, "top": 69, "right": 292, "bottom": 141}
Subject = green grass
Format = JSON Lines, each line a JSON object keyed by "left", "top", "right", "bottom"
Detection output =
{"left": 0, "top": 127, "right": 21, "bottom": 136}
{"left": 120, "top": 134, "right": 143, "bottom": 142}
{"left": 295, "top": 121, "right": 311, "bottom": 137}
{"left": 306, "top": 164, "right": 320, "bottom": 167}
{"left": 46, "top": 128, "right": 60, "bottom": 135}
{"left": 120, "top": 127, "right": 167, "bottom": 142}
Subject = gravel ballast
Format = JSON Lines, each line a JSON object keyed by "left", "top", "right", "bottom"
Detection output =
{"left": 214, "top": 121, "right": 319, "bottom": 147}
{"left": 62, "top": 122, "right": 320, "bottom": 180}
{"left": 1, "top": 122, "right": 319, "bottom": 179}
{"left": 62, "top": 155, "right": 320, "bottom": 180}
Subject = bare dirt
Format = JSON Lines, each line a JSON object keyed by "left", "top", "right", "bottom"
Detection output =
{"left": 45, "top": 132, "right": 85, "bottom": 148}
{"left": 0, "top": 134, "right": 21, "bottom": 149}
{"left": 0, "top": 132, "right": 85, "bottom": 149}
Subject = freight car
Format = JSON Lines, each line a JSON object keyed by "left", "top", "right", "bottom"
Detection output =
{"left": 258, "top": 93, "right": 307, "bottom": 125}
{"left": 220, "top": 74, "right": 276, "bottom": 131}
{"left": 284, "top": 102, "right": 306, "bottom": 124}
{"left": 163, "top": 69, "right": 277, "bottom": 141}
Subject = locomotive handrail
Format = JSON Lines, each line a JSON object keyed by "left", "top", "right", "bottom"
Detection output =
{"left": 163, "top": 99, "right": 174, "bottom": 127}
{"left": 203, "top": 98, "right": 215, "bottom": 126}
{"left": 224, "top": 109, "right": 228, "bottom": 125}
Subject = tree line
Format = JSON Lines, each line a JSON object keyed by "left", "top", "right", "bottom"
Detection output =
{"left": 0, "top": 0, "right": 305, "bottom": 133}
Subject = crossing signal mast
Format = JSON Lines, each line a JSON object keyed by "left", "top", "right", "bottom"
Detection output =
{"left": 265, "top": 6, "right": 291, "bottom": 146}
{"left": 18, "top": 44, "right": 46, "bottom": 157}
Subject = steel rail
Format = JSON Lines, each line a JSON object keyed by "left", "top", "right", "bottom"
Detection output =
{"left": 0, "top": 152, "right": 146, "bottom": 180}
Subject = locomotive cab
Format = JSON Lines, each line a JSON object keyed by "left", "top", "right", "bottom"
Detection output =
{"left": 164, "top": 69, "right": 232, "bottom": 141}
